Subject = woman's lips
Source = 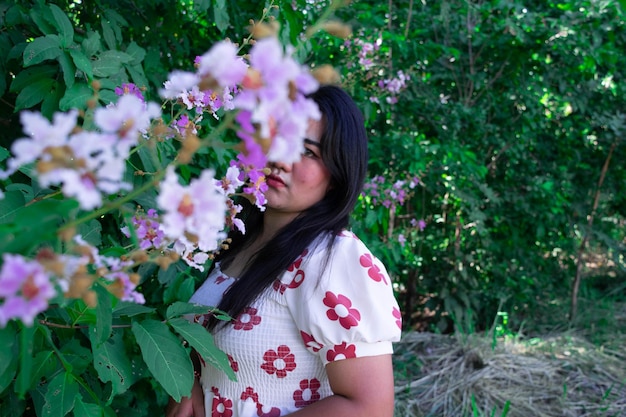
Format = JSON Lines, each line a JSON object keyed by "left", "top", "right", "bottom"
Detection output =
{"left": 266, "top": 174, "right": 285, "bottom": 187}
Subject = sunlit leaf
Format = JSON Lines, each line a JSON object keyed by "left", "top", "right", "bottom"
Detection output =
{"left": 23, "top": 35, "right": 62, "bottom": 67}
{"left": 41, "top": 370, "right": 78, "bottom": 417}
{"left": 169, "top": 318, "right": 236, "bottom": 381}
{"left": 132, "top": 319, "right": 194, "bottom": 401}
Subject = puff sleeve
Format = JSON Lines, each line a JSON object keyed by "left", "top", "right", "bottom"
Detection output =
{"left": 281, "top": 231, "right": 402, "bottom": 366}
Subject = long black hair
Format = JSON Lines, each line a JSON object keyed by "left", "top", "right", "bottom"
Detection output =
{"left": 207, "top": 85, "right": 368, "bottom": 329}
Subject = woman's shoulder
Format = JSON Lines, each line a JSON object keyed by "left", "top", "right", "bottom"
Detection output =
{"left": 307, "top": 229, "right": 372, "bottom": 255}
{"left": 301, "top": 230, "right": 387, "bottom": 275}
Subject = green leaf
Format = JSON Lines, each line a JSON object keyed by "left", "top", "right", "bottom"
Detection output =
{"left": 131, "top": 319, "right": 194, "bottom": 401}
{"left": 13, "top": 198, "right": 78, "bottom": 228}
{"left": 125, "top": 41, "right": 146, "bottom": 65}
{"left": 101, "top": 20, "right": 117, "bottom": 50}
{"left": 57, "top": 51, "right": 76, "bottom": 89}
{"left": 0, "top": 69, "right": 5, "bottom": 98}
{"left": 29, "top": 6, "right": 56, "bottom": 35}
{"left": 0, "top": 190, "right": 26, "bottom": 225}
{"left": 59, "top": 82, "right": 93, "bottom": 111}
{"left": 40, "top": 81, "right": 63, "bottom": 119}
{"left": 112, "top": 301, "right": 155, "bottom": 318}
{"left": 90, "top": 331, "right": 136, "bottom": 399}
{"left": 41, "top": 370, "right": 78, "bottom": 417}
{"left": 0, "top": 324, "right": 18, "bottom": 395}
{"left": 16, "top": 324, "right": 36, "bottom": 397}
{"left": 82, "top": 31, "right": 102, "bottom": 57}
{"left": 73, "top": 398, "right": 105, "bottom": 417}
{"left": 125, "top": 64, "right": 149, "bottom": 91}
{"left": 28, "top": 351, "right": 56, "bottom": 391}
{"left": 136, "top": 144, "right": 161, "bottom": 174}
{"left": 14, "top": 77, "right": 54, "bottom": 112}
{"left": 69, "top": 48, "right": 93, "bottom": 80}
{"left": 98, "top": 89, "right": 119, "bottom": 106}
{"left": 23, "top": 35, "right": 62, "bottom": 67}
{"left": 93, "top": 284, "right": 112, "bottom": 346}
{"left": 163, "top": 273, "right": 196, "bottom": 304}
{"left": 76, "top": 219, "right": 102, "bottom": 247}
{"left": 213, "top": 0, "right": 230, "bottom": 33}
{"left": 169, "top": 318, "right": 236, "bottom": 381}
{"left": 92, "top": 51, "right": 125, "bottom": 77}
{"left": 0, "top": 146, "right": 9, "bottom": 162}
{"left": 165, "top": 301, "right": 215, "bottom": 319}
{"left": 49, "top": 4, "right": 74, "bottom": 47}
{"left": 9, "top": 64, "right": 57, "bottom": 93}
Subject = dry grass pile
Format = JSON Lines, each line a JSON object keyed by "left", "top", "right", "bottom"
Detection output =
{"left": 393, "top": 331, "right": 626, "bottom": 417}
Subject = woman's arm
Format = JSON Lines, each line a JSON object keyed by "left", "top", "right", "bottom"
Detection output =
{"left": 288, "top": 354, "right": 395, "bottom": 417}
{"left": 165, "top": 378, "right": 205, "bottom": 417}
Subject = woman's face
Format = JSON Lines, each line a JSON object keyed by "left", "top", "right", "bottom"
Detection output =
{"left": 264, "top": 119, "right": 331, "bottom": 220}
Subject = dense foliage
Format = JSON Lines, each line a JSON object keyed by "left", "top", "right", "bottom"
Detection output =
{"left": 0, "top": 0, "right": 625, "bottom": 416}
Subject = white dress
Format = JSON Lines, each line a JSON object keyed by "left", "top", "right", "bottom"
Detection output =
{"left": 189, "top": 231, "right": 402, "bottom": 417}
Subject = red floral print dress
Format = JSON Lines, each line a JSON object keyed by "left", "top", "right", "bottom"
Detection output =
{"left": 189, "top": 231, "right": 402, "bottom": 417}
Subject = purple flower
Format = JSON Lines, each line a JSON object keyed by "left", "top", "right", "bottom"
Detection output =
{"left": 122, "top": 209, "right": 166, "bottom": 250}
{"left": 115, "top": 83, "right": 145, "bottom": 101}
{"left": 1, "top": 110, "right": 78, "bottom": 178}
{"left": 160, "top": 70, "right": 200, "bottom": 99}
{"left": 94, "top": 94, "right": 161, "bottom": 150}
{"left": 157, "top": 166, "right": 227, "bottom": 254}
{"left": 242, "top": 166, "right": 268, "bottom": 210}
{"left": 197, "top": 41, "right": 248, "bottom": 87}
{"left": 0, "top": 254, "right": 56, "bottom": 327}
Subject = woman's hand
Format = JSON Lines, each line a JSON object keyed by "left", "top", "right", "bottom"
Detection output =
{"left": 166, "top": 378, "right": 205, "bottom": 417}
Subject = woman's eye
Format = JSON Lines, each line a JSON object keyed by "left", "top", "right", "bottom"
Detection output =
{"left": 302, "top": 148, "right": 316, "bottom": 157}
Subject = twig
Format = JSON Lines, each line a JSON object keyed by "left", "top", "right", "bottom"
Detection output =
{"left": 570, "top": 139, "right": 617, "bottom": 321}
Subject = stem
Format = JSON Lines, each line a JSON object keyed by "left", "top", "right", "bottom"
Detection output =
{"left": 39, "top": 319, "right": 132, "bottom": 329}
{"left": 59, "top": 110, "right": 236, "bottom": 233}
{"left": 570, "top": 139, "right": 617, "bottom": 321}
{"left": 39, "top": 324, "right": 102, "bottom": 404}
{"left": 58, "top": 172, "right": 164, "bottom": 233}
{"left": 404, "top": 0, "right": 414, "bottom": 39}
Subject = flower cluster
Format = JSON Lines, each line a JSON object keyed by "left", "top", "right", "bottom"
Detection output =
{"left": 0, "top": 34, "right": 323, "bottom": 327}
{"left": 0, "top": 237, "right": 144, "bottom": 327}
{"left": 160, "top": 38, "right": 320, "bottom": 171}
{"left": 372, "top": 70, "right": 410, "bottom": 104}
{"left": 0, "top": 95, "right": 160, "bottom": 210}
{"left": 343, "top": 34, "right": 411, "bottom": 105}
{"left": 344, "top": 37, "right": 381, "bottom": 70}
{"left": 363, "top": 174, "right": 420, "bottom": 209}
{"left": 362, "top": 174, "right": 426, "bottom": 246}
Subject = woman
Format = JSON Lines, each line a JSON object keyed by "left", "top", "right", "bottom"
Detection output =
{"left": 168, "top": 85, "right": 402, "bottom": 417}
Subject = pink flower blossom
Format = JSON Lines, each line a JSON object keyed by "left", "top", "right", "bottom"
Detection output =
{"left": 159, "top": 70, "right": 200, "bottom": 99}
{"left": 115, "top": 83, "right": 145, "bottom": 101}
{"left": 234, "top": 37, "right": 320, "bottom": 165}
{"left": 37, "top": 131, "right": 131, "bottom": 210}
{"left": 157, "top": 166, "right": 227, "bottom": 254}
{"left": 197, "top": 41, "right": 248, "bottom": 87}
{"left": 0, "top": 110, "right": 78, "bottom": 178}
{"left": 94, "top": 94, "right": 161, "bottom": 154}
{"left": 121, "top": 209, "right": 166, "bottom": 250}
{"left": 0, "top": 254, "right": 56, "bottom": 327}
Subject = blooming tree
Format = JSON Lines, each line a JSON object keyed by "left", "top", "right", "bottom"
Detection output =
{"left": 0, "top": 6, "right": 341, "bottom": 414}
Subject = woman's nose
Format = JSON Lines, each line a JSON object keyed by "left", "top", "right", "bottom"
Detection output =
{"left": 269, "top": 160, "right": 291, "bottom": 172}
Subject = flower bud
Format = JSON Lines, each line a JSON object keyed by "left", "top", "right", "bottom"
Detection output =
{"left": 311, "top": 65, "right": 341, "bottom": 85}
{"left": 320, "top": 21, "right": 352, "bottom": 39}
{"left": 249, "top": 21, "right": 280, "bottom": 39}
